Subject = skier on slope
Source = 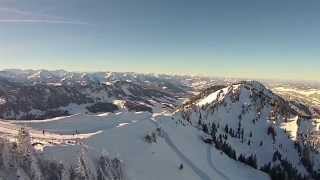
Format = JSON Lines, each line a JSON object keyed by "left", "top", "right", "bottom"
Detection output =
{"left": 179, "top": 163, "right": 184, "bottom": 170}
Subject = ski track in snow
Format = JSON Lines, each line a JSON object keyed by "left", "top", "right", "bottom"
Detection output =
{"left": 206, "top": 145, "right": 230, "bottom": 180}
{"left": 149, "top": 119, "right": 212, "bottom": 180}
{"left": 163, "top": 131, "right": 212, "bottom": 180}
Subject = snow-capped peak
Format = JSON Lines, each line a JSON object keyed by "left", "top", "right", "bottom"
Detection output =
{"left": 178, "top": 80, "right": 320, "bottom": 179}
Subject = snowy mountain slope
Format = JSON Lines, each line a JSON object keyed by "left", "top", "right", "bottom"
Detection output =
{"left": 0, "top": 111, "right": 269, "bottom": 180}
{"left": 177, "top": 81, "right": 320, "bottom": 179}
{"left": 154, "top": 114, "right": 270, "bottom": 180}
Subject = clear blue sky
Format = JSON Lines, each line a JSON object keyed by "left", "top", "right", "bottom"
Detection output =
{"left": 0, "top": 0, "right": 319, "bottom": 81}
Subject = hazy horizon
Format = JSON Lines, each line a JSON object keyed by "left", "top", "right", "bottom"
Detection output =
{"left": 1, "top": 0, "right": 319, "bottom": 81}
{"left": 2, "top": 67, "right": 320, "bottom": 84}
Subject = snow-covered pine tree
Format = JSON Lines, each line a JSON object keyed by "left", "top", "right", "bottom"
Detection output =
{"left": 16, "top": 128, "right": 32, "bottom": 156}
{"left": 77, "top": 146, "right": 96, "bottom": 180}
{"left": 16, "top": 127, "right": 43, "bottom": 180}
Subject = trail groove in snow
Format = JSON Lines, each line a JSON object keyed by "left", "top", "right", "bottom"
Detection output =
{"left": 149, "top": 119, "right": 212, "bottom": 180}
{"left": 207, "top": 145, "right": 230, "bottom": 180}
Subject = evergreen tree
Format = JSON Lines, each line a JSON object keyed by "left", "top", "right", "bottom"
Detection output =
{"left": 16, "top": 128, "right": 32, "bottom": 156}
{"left": 202, "top": 124, "right": 208, "bottom": 134}
{"left": 225, "top": 125, "right": 229, "bottom": 133}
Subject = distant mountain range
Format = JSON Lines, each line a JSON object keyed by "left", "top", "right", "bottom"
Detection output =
{"left": 0, "top": 69, "right": 194, "bottom": 120}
